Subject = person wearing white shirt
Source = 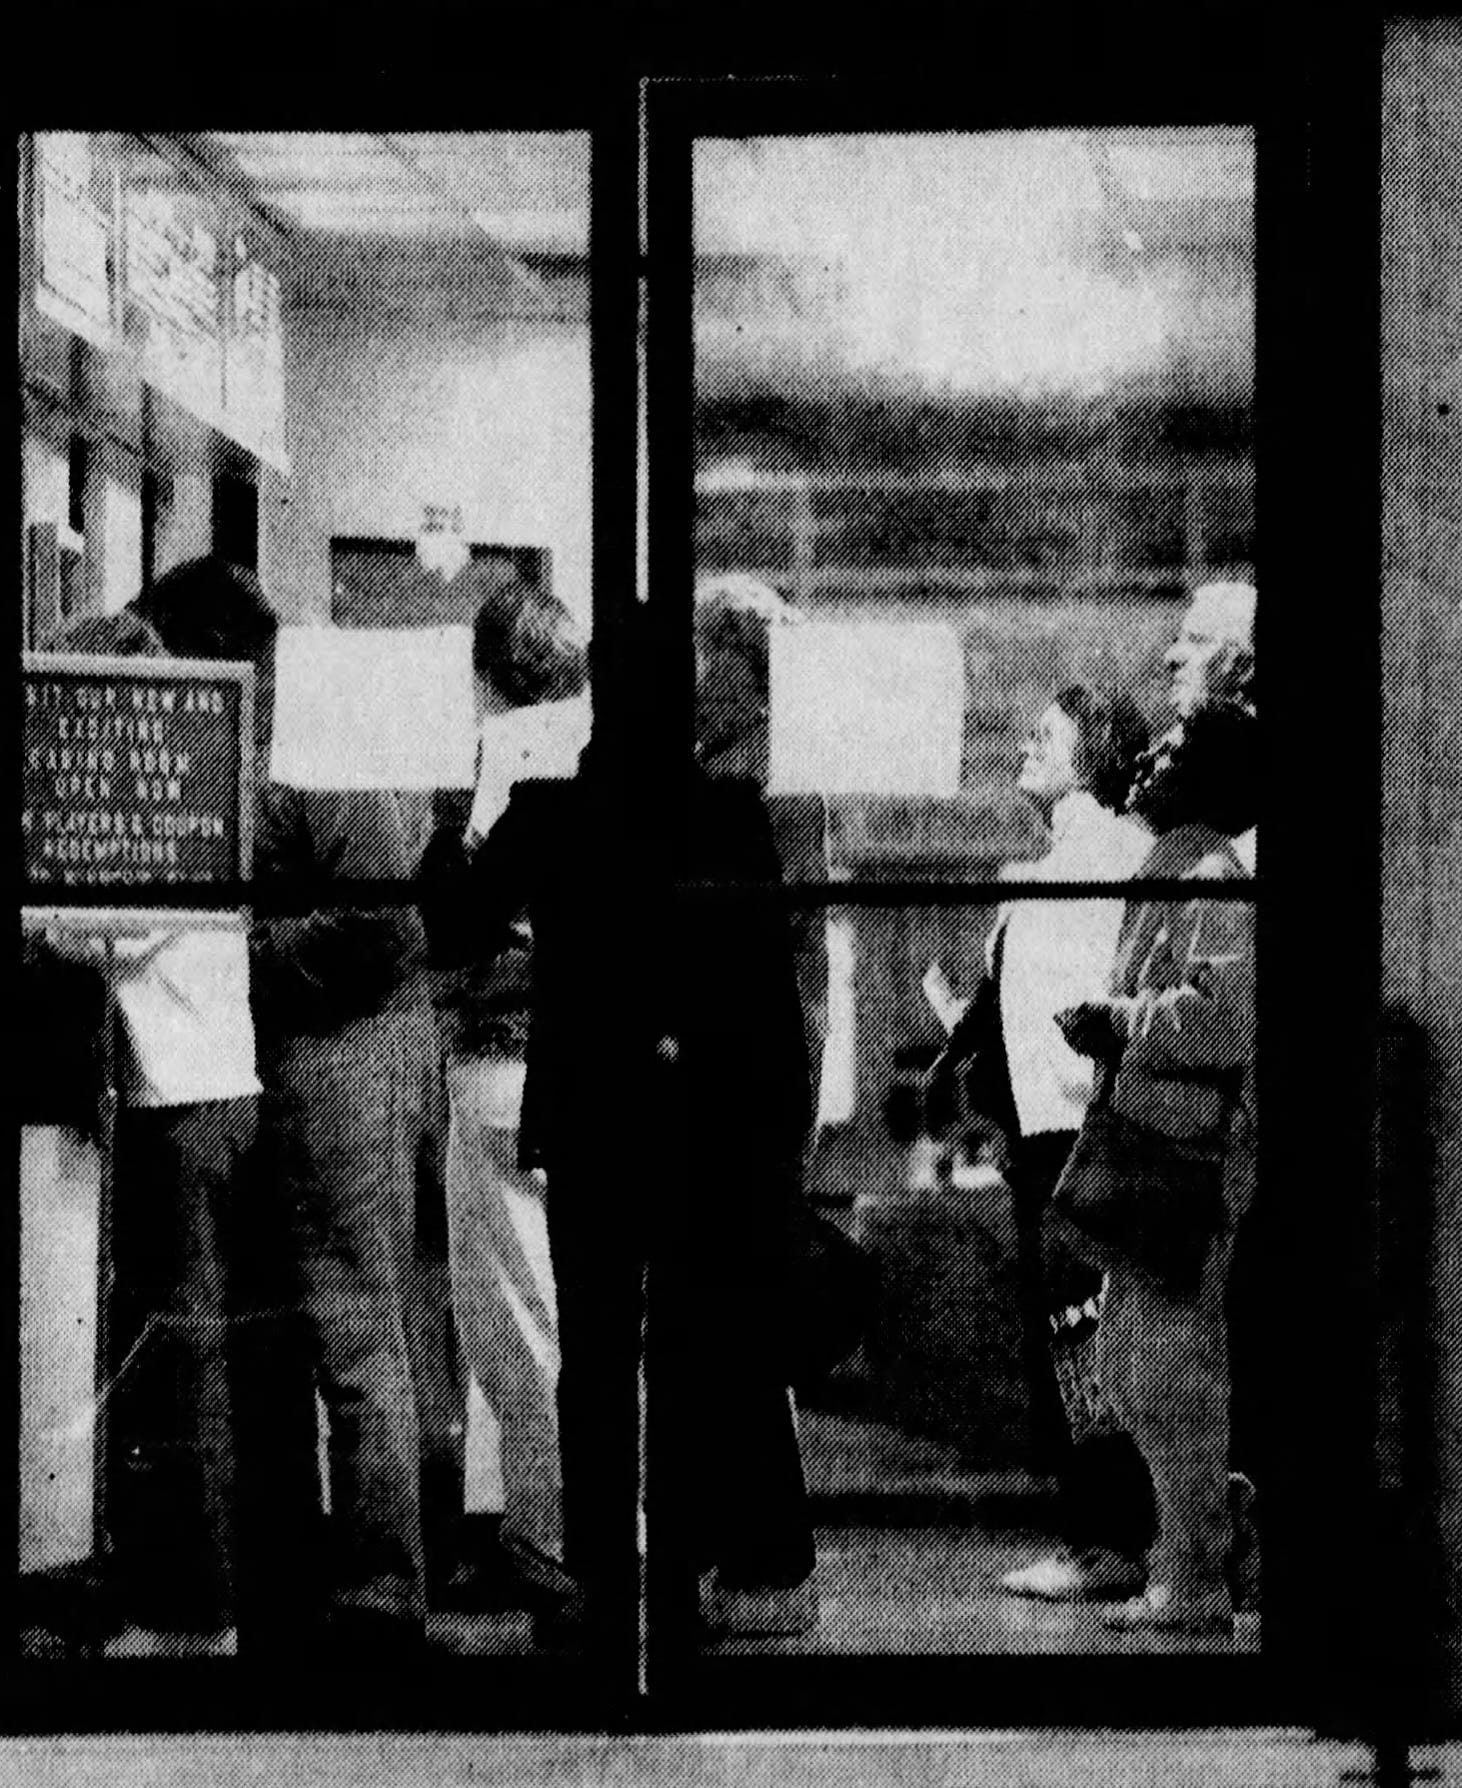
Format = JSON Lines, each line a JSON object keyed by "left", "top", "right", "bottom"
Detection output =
{"left": 37, "top": 606, "right": 261, "bottom": 1648}
{"left": 943, "top": 684, "right": 1160, "bottom": 1606}
{"left": 420, "top": 579, "right": 587, "bottom": 1620}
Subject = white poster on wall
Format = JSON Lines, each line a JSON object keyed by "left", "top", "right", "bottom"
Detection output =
{"left": 769, "top": 621, "right": 966, "bottom": 796}
{"left": 269, "top": 625, "right": 477, "bottom": 790}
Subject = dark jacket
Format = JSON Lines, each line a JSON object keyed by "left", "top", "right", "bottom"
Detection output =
{"left": 419, "top": 809, "right": 534, "bottom": 1060}
{"left": 1103, "top": 823, "right": 1256, "bottom": 1222}
{"left": 419, "top": 765, "right": 816, "bottom": 1176}
{"left": 250, "top": 783, "right": 428, "bottom": 1041}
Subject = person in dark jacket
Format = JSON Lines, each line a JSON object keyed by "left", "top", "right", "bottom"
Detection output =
{"left": 422, "top": 594, "right": 823, "bottom": 1648}
{"left": 1052, "top": 699, "right": 1256, "bottom": 1637}
{"left": 133, "top": 556, "right": 446, "bottom": 1659}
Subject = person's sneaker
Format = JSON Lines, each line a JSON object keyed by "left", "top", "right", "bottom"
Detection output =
{"left": 1102, "top": 1582, "right": 1233, "bottom": 1636}
{"left": 701, "top": 1575, "right": 819, "bottom": 1640}
{"left": 999, "top": 1547, "right": 1146, "bottom": 1601}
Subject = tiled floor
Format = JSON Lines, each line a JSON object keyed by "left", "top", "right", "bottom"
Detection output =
{"left": 30, "top": 1407, "right": 1256, "bottom": 1660}
{"left": 710, "top": 1524, "right": 1258, "bottom": 1656}
{"left": 84, "top": 1519, "right": 1255, "bottom": 1660}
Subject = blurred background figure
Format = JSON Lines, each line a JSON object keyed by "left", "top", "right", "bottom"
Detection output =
{"left": 420, "top": 573, "right": 587, "bottom": 1619}
{"left": 694, "top": 575, "right": 830, "bottom": 1103}
{"left": 685, "top": 575, "right": 831, "bottom": 1639}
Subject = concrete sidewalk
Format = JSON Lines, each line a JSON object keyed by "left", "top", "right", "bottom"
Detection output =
{"left": 0, "top": 1730, "right": 1448, "bottom": 1788}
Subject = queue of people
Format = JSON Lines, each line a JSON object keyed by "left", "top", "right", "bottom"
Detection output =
{"left": 23, "top": 554, "right": 1258, "bottom": 1655}
{"left": 930, "top": 578, "right": 1259, "bottom": 1638}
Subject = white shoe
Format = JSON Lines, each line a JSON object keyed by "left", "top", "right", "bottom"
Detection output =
{"left": 1000, "top": 1548, "right": 1146, "bottom": 1601}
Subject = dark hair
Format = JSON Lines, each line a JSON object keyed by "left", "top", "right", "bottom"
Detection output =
{"left": 130, "top": 555, "right": 278, "bottom": 662}
{"left": 42, "top": 609, "right": 165, "bottom": 658}
{"left": 1052, "top": 683, "right": 1150, "bottom": 814}
{"left": 1127, "top": 700, "right": 1257, "bottom": 837}
{"left": 472, "top": 578, "right": 587, "bottom": 707}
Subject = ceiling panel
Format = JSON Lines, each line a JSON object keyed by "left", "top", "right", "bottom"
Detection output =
{"left": 204, "top": 130, "right": 589, "bottom": 255}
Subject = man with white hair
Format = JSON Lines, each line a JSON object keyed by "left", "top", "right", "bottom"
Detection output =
{"left": 1165, "top": 580, "right": 1257, "bottom": 872}
{"left": 1005, "top": 579, "right": 1260, "bottom": 1613}
{"left": 1166, "top": 581, "right": 1256, "bottom": 720}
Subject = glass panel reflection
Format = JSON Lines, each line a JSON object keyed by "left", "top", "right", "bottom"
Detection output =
{"left": 694, "top": 128, "right": 1256, "bottom": 885}
{"left": 19, "top": 127, "right": 595, "bottom": 1667}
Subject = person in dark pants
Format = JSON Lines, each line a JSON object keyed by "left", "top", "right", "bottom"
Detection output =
{"left": 32, "top": 606, "right": 261, "bottom": 1648}
{"left": 422, "top": 693, "right": 820, "bottom": 1650}
{"left": 926, "top": 683, "right": 1156, "bottom": 1603}
{"left": 130, "top": 555, "right": 449, "bottom": 1658}
{"left": 688, "top": 575, "right": 827, "bottom": 1638}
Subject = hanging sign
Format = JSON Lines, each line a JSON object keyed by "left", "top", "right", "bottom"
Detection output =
{"left": 22, "top": 654, "right": 254, "bottom": 930}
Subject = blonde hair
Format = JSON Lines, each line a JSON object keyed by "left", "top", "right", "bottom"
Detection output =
{"left": 694, "top": 576, "right": 800, "bottom": 702}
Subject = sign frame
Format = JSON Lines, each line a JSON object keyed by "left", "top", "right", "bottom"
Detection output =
{"left": 21, "top": 651, "right": 255, "bottom": 933}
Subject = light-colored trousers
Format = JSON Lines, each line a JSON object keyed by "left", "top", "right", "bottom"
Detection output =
{"left": 1098, "top": 1228, "right": 1237, "bottom": 1604}
{"left": 445, "top": 1056, "right": 562, "bottom": 1563}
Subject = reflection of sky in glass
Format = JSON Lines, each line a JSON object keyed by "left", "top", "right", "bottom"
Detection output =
{"left": 695, "top": 131, "right": 1253, "bottom": 398}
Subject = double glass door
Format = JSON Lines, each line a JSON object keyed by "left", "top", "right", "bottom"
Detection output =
{"left": 14, "top": 48, "right": 1381, "bottom": 1738}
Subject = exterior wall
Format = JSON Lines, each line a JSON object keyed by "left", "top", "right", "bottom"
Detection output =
{"left": 1382, "top": 17, "right": 1462, "bottom": 1716}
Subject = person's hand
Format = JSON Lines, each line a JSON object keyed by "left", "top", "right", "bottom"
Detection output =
{"left": 922, "top": 1043, "right": 968, "bottom": 1135}
{"left": 1055, "top": 1000, "right": 1123, "bottom": 1059}
{"left": 45, "top": 927, "right": 177, "bottom": 974}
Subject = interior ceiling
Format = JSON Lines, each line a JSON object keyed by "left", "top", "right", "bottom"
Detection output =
{"left": 205, "top": 131, "right": 589, "bottom": 255}
{"left": 199, "top": 132, "right": 589, "bottom": 319}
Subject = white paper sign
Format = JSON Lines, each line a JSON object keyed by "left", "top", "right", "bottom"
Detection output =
{"left": 468, "top": 694, "right": 592, "bottom": 838}
{"left": 817, "top": 914, "right": 857, "bottom": 1127}
{"left": 270, "top": 625, "right": 476, "bottom": 790}
{"left": 769, "top": 622, "right": 965, "bottom": 796}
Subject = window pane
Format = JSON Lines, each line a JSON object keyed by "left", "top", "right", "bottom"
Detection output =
{"left": 668, "top": 125, "right": 1261, "bottom": 1674}
{"left": 19, "top": 129, "right": 608, "bottom": 1681}
{"left": 693, "top": 131, "right": 1256, "bottom": 885}
{"left": 652, "top": 890, "right": 1258, "bottom": 1663}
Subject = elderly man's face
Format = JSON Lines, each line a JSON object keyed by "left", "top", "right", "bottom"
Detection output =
{"left": 1166, "top": 586, "right": 1254, "bottom": 717}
